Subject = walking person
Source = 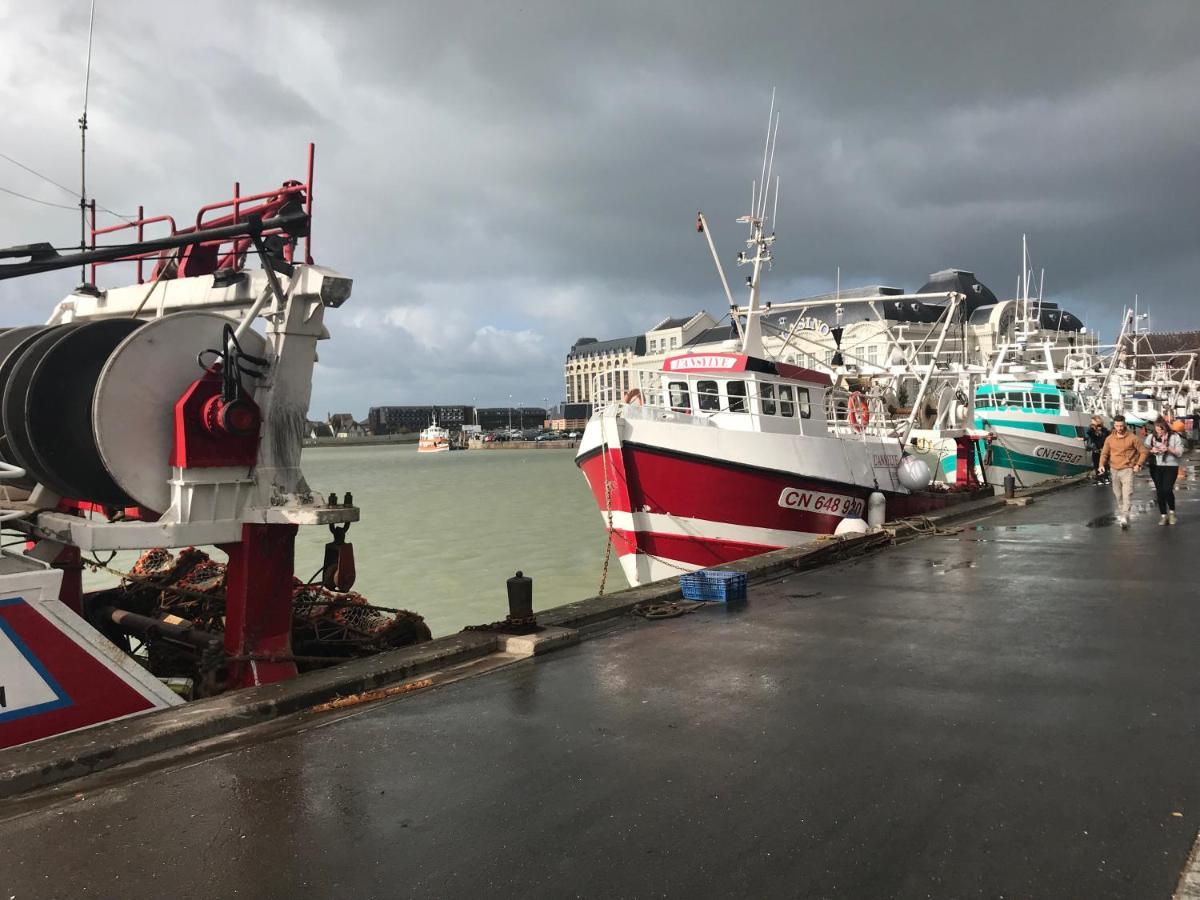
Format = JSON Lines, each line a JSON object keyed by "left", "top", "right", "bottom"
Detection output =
{"left": 1097, "top": 415, "right": 1148, "bottom": 529}
{"left": 1144, "top": 418, "right": 1184, "bottom": 524}
{"left": 1085, "top": 416, "right": 1110, "bottom": 484}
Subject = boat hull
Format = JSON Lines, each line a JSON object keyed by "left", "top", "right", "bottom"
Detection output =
{"left": 976, "top": 414, "right": 1090, "bottom": 487}
{"left": 576, "top": 414, "right": 983, "bottom": 587}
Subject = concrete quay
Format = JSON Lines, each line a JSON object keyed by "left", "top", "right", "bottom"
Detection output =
{"left": 2, "top": 469, "right": 1199, "bottom": 898}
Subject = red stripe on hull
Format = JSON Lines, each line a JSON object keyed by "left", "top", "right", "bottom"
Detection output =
{"left": 581, "top": 442, "right": 985, "bottom": 537}
{"left": 612, "top": 528, "right": 777, "bottom": 568}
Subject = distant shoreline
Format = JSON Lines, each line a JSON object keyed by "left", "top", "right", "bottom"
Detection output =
{"left": 303, "top": 434, "right": 418, "bottom": 448}
{"left": 303, "top": 435, "right": 578, "bottom": 451}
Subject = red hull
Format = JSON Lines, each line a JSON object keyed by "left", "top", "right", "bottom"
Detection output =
{"left": 578, "top": 442, "right": 983, "bottom": 584}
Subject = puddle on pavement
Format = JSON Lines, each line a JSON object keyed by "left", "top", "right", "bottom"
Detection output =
{"left": 928, "top": 559, "right": 977, "bottom": 574}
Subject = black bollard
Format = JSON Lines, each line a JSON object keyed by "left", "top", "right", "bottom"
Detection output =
{"left": 1003, "top": 474, "right": 1015, "bottom": 499}
{"left": 507, "top": 570, "right": 534, "bottom": 621}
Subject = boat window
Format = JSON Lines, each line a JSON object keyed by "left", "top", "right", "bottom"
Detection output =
{"left": 1028, "top": 393, "right": 1044, "bottom": 409}
{"left": 668, "top": 381, "right": 691, "bottom": 412}
{"left": 1062, "top": 392, "right": 1077, "bottom": 411}
{"left": 727, "top": 381, "right": 747, "bottom": 413}
{"left": 697, "top": 380, "right": 720, "bottom": 412}
{"left": 796, "top": 387, "right": 811, "bottom": 419}
{"left": 1005, "top": 391, "right": 1025, "bottom": 407}
{"left": 975, "top": 393, "right": 994, "bottom": 409}
{"left": 1043, "top": 394, "right": 1061, "bottom": 411}
{"left": 779, "top": 385, "right": 795, "bottom": 417}
{"left": 761, "top": 383, "right": 777, "bottom": 415}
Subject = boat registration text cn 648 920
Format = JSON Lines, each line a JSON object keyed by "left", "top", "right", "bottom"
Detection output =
{"left": 777, "top": 488, "right": 865, "bottom": 518}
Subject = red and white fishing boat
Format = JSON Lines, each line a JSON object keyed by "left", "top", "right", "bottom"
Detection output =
{"left": 575, "top": 110, "right": 986, "bottom": 586}
{"left": 417, "top": 414, "right": 452, "bottom": 453}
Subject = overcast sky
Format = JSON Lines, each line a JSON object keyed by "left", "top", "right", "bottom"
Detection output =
{"left": 1, "top": 1, "right": 1197, "bottom": 417}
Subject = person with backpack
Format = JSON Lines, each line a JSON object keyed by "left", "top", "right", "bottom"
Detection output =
{"left": 1084, "top": 416, "right": 1110, "bottom": 484}
{"left": 1097, "top": 415, "right": 1148, "bottom": 529}
{"left": 1144, "top": 417, "right": 1184, "bottom": 524}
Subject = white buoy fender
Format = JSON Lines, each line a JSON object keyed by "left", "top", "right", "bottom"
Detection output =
{"left": 834, "top": 516, "right": 869, "bottom": 536}
{"left": 897, "top": 456, "right": 932, "bottom": 491}
{"left": 867, "top": 491, "right": 886, "bottom": 529}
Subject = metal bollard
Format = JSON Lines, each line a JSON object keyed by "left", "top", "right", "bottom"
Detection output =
{"left": 1003, "top": 474, "right": 1015, "bottom": 499}
{"left": 506, "top": 570, "right": 534, "bottom": 621}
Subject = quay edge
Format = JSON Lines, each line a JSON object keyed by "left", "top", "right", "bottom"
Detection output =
{"left": 0, "top": 472, "right": 1089, "bottom": 801}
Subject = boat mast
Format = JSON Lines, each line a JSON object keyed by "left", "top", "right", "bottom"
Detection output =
{"left": 78, "top": 0, "right": 97, "bottom": 285}
{"left": 738, "top": 93, "right": 780, "bottom": 359}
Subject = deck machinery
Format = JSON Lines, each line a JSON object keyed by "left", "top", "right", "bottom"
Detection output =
{"left": 0, "top": 150, "right": 363, "bottom": 742}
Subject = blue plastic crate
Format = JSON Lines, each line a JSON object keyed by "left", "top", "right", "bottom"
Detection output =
{"left": 679, "top": 569, "right": 747, "bottom": 602}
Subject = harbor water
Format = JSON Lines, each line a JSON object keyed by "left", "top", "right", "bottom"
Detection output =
{"left": 294, "top": 445, "right": 622, "bottom": 636}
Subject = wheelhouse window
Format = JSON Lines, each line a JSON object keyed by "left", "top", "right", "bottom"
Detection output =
{"left": 1062, "top": 391, "right": 1077, "bottom": 411}
{"left": 697, "top": 380, "right": 720, "bottom": 412}
{"left": 1043, "top": 393, "right": 1062, "bottom": 412}
{"left": 668, "top": 381, "right": 691, "bottom": 412}
{"left": 727, "top": 381, "right": 747, "bottom": 413}
{"left": 796, "top": 387, "right": 811, "bottom": 419}
{"left": 760, "top": 383, "right": 777, "bottom": 415}
{"left": 778, "top": 385, "right": 795, "bottom": 417}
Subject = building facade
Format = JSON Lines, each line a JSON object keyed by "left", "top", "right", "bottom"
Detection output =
{"left": 564, "top": 335, "right": 646, "bottom": 406}
{"left": 566, "top": 269, "right": 1096, "bottom": 412}
{"left": 367, "top": 405, "right": 476, "bottom": 434}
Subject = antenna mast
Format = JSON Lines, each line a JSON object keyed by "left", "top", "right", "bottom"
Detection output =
{"left": 79, "top": 0, "right": 97, "bottom": 284}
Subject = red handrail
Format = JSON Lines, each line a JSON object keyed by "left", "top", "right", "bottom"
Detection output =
{"left": 86, "top": 143, "right": 315, "bottom": 286}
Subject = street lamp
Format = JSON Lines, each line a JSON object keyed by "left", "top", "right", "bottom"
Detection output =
{"left": 518, "top": 401, "right": 523, "bottom": 431}
{"left": 508, "top": 394, "right": 512, "bottom": 432}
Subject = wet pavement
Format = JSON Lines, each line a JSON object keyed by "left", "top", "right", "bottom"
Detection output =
{"left": 3, "top": 473, "right": 1200, "bottom": 898}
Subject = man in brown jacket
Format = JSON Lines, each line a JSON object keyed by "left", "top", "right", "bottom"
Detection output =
{"left": 1097, "top": 415, "right": 1149, "bottom": 528}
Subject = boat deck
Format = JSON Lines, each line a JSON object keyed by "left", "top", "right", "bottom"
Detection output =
{"left": 3, "top": 473, "right": 1199, "bottom": 898}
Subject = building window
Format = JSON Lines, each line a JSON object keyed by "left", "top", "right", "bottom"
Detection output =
{"left": 866, "top": 344, "right": 878, "bottom": 367}
{"left": 669, "top": 336, "right": 678, "bottom": 349}
{"left": 697, "top": 380, "right": 720, "bottom": 412}
{"left": 824, "top": 349, "right": 833, "bottom": 365}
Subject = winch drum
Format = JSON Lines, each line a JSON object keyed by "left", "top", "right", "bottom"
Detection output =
{"left": 92, "top": 312, "right": 267, "bottom": 512}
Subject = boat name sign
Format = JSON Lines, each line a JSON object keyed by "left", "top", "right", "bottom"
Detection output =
{"left": 665, "top": 355, "right": 740, "bottom": 372}
{"left": 778, "top": 488, "right": 865, "bottom": 518}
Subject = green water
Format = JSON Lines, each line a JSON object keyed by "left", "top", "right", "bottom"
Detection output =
{"left": 294, "top": 446, "right": 621, "bottom": 636}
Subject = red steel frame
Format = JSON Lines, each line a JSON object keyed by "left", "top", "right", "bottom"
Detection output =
{"left": 88, "top": 143, "right": 315, "bottom": 285}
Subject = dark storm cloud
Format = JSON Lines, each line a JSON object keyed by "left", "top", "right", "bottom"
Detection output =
{"left": 1, "top": 0, "right": 1197, "bottom": 416}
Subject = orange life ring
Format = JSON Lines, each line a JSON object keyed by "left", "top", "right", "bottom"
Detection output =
{"left": 622, "top": 388, "right": 644, "bottom": 406}
{"left": 847, "top": 391, "right": 870, "bottom": 432}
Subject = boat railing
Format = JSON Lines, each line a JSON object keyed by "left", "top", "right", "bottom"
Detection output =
{"left": 824, "top": 391, "right": 901, "bottom": 440}
{"left": 87, "top": 144, "right": 315, "bottom": 286}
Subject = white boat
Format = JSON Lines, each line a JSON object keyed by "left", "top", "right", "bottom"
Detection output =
{"left": 574, "top": 102, "right": 989, "bottom": 587}
{"left": 417, "top": 414, "right": 452, "bottom": 453}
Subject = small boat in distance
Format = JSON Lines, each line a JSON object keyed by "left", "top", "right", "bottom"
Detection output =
{"left": 417, "top": 414, "right": 452, "bottom": 453}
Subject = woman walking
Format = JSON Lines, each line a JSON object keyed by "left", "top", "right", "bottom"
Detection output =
{"left": 1085, "top": 416, "right": 1109, "bottom": 484}
{"left": 1144, "top": 418, "right": 1184, "bottom": 525}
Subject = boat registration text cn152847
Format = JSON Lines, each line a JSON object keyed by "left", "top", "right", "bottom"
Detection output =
{"left": 777, "top": 488, "right": 864, "bottom": 518}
